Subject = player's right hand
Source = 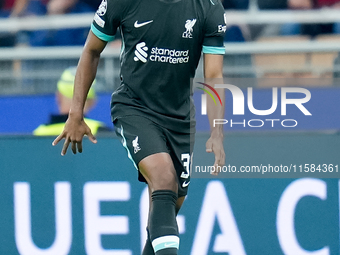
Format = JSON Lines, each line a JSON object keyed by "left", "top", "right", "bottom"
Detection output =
{"left": 52, "top": 116, "right": 97, "bottom": 156}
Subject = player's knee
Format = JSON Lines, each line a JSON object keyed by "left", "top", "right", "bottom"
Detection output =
{"left": 152, "top": 165, "right": 178, "bottom": 192}
{"left": 149, "top": 190, "right": 179, "bottom": 255}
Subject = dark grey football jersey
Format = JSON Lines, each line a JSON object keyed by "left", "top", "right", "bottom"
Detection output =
{"left": 92, "top": 0, "right": 226, "bottom": 133}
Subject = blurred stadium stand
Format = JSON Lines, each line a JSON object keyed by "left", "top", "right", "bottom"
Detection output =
{"left": 0, "top": 6, "right": 340, "bottom": 95}
{"left": 0, "top": 45, "right": 121, "bottom": 94}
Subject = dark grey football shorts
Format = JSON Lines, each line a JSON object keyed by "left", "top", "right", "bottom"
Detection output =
{"left": 114, "top": 115, "right": 194, "bottom": 197}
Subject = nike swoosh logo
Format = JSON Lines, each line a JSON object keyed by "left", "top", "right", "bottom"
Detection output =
{"left": 164, "top": 242, "right": 178, "bottom": 248}
{"left": 134, "top": 20, "right": 153, "bottom": 28}
{"left": 182, "top": 181, "right": 190, "bottom": 188}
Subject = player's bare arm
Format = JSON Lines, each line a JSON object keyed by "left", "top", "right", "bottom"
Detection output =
{"left": 203, "top": 53, "right": 225, "bottom": 175}
{"left": 52, "top": 31, "right": 107, "bottom": 155}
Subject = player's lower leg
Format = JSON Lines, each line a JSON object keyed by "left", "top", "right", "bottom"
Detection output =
{"left": 138, "top": 153, "right": 180, "bottom": 255}
{"left": 142, "top": 196, "right": 185, "bottom": 255}
{"left": 148, "top": 190, "right": 179, "bottom": 255}
{"left": 142, "top": 227, "right": 155, "bottom": 255}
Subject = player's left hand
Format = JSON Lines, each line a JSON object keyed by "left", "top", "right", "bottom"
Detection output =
{"left": 206, "top": 134, "right": 225, "bottom": 176}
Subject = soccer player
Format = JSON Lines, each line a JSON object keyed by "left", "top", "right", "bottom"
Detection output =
{"left": 53, "top": 0, "right": 226, "bottom": 254}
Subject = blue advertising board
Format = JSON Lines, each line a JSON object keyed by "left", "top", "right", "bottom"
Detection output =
{"left": 0, "top": 134, "right": 338, "bottom": 254}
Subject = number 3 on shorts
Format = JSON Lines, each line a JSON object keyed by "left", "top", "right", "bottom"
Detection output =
{"left": 180, "top": 153, "right": 192, "bottom": 179}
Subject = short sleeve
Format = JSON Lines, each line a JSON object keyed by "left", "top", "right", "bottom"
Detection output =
{"left": 91, "top": 0, "right": 126, "bottom": 42}
{"left": 202, "top": 0, "right": 226, "bottom": 55}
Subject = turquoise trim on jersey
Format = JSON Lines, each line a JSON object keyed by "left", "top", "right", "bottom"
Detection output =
{"left": 91, "top": 24, "right": 115, "bottom": 42}
{"left": 203, "top": 46, "right": 225, "bottom": 55}
{"left": 120, "top": 126, "right": 138, "bottom": 170}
